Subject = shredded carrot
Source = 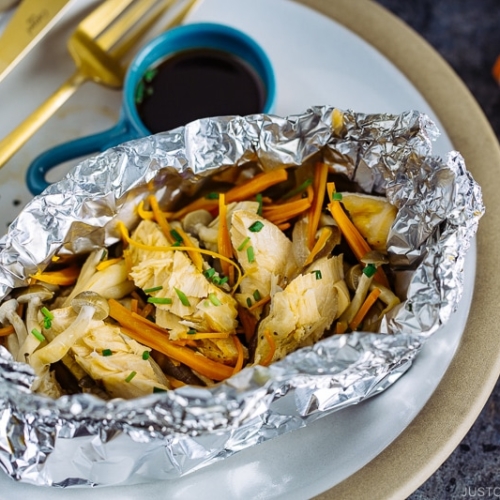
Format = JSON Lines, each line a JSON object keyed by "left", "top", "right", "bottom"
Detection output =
{"left": 172, "top": 225, "right": 204, "bottom": 272}
{"left": 232, "top": 335, "right": 244, "bottom": 375}
{"left": 327, "top": 182, "right": 390, "bottom": 288}
{"left": 248, "top": 294, "right": 271, "bottom": 311}
{"left": 168, "top": 377, "right": 186, "bottom": 389}
{"left": 178, "top": 332, "right": 230, "bottom": 340}
{"left": 335, "top": 321, "right": 348, "bottom": 334}
{"left": 0, "top": 325, "right": 14, "bottom": 337}
{"left": 130, "top": 290, "right": 147, "bottom": 309}
{"left": 349, "top": 288, "right": 382, "bottom": 331}
{"left": 307, "top": 162, "right": 329, "bottom": 250}
{"left": 137, "top": 200, "right": 155, "bottom": 220}
{"left": 260, "top": 329, "right": 276, "bottom": 366}
{"left": 172, "top": 168, "right": 289, "bottom": 219}
{"left": 217, "top": 193, "right": 234, "bottom": 283}
{"left": 95, "top": 257, "right": 123, "bottom": 272}
{"left": 303, "top": 226, "right": 332, "bottom": 267}
{"left": 263, "top": 197, "right": 311, "bottom": 225}
{"left": 149, "top": 195, "right": 174, "bottom": 244}
{"left": 139, "top": 303, "right": 154, "bottom": 318}
{"left": 30, "top": 266, "right": 80, "bottom": 286}
{"left": 130, "top": 299, "right": 139, "bottom": 314}
{"left": 109, "top": 299, "right": 234, "bottom": 381}
{"left": 277, "top": 222, "right": 291, "bottom": 232}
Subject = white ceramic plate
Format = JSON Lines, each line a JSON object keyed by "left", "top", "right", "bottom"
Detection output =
{"left": 0, "top": 0, "right": 475, "bottom": 498}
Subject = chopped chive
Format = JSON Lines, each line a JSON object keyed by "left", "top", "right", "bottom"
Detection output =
{"left": 125, "top": 371, "right": 137, "bottom": 383}
{"left": 363, "top": 264, "right": 377, "bottom": 278}
{"left": 253, "top": 289, "right": 262, "bottom": 301}
{"left": 31, "top": 328, "right": 45, "bottom": 342}
{"left": 219, "top": 276, "right": 228, "bottom": 285}
{"left": 147, "top": 296, "right": 173, "bottom": 305}
{"left": 144, "top": 68, "right": 158, "bottom": 83}
{"left": 171, "top": 241, "right": 181, "bottom": 247}
{"left": 332, "top": 192, "right": 343, "bottom": 201}
{"left": 246, "top": 297, "right": 253, "bottom": 307}
{"left": 212, "top": 275, "right": 221, "bottom": 285}
{"left": 187, "top": 328, "right": 197, "bottom": 335}
{"left": 102, "top": 349, "right": 113, "bottom": 356}
{"left": 205, "top": 192, "right": 219, "bottom": 200}
{"left": 256, "top": 193, "right": 263, "bottom": 216}
{"left": 100, "top": 249, "right": 108, "bottom": 261}
{"left": 170, "top": 229, "right": 183, "bottom": 242}
{"left": 142, "top": 351, "right": 150, "bottom": 360}
{"left": 153, "top": 387, "right": 167, "bottom": 393}
{"left": 135, "top": 81, "right": 145, "bottom": 104}
{"left": 282, "top": 178, "right": 313, "bottom": 200}
{"left": 247, "top": 246, "right": 255, "bottom": 263}
{"left": 312, "top": 270, "right": 322, "bottom": 280}
{"left": 208, "top": 293, "right": 221, "bottom": 306}
{"left": 174, "top": 287, "right": 191, "bottom": 307}
{"left": 204, "top": 267, "right": 216, "bottom": 279}
{"left": 144, "top": 285, "right": 163, "bottom": 294}
{"left": 237, "top": 236, "right": 250, "bottom": 251}
{"left": 43, "top": 318, "right": 52, "bottom": 329}
{"left": 248, "top": 221, "right": 264, "bottom": 232}
{"left": 41, "top": 307, "right": 53, "bottom": 320}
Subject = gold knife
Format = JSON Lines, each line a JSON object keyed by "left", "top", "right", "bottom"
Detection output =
{"left": 0, "top": 0, "right": 72, "bottom": 83}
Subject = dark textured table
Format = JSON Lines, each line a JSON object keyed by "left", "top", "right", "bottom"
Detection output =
{"left": 373, "top": 1, "right": 500, "bottom": 498}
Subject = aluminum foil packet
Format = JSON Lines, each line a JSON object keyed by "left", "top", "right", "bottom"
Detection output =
{"left": 0, "top": 106, "right": 484, "bottom": 486}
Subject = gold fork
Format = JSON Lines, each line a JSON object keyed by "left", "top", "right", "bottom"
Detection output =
{"left": 0, "top": 0, "right": 200, "bottom": 169}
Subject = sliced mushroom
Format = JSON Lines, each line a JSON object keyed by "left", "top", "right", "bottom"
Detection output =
{"left": 181, "top": 209, "right": 213, "bottom": 237}
{"left": 31, "top": 291, "right": 109, "bottom": 370}
{"left": 16, "top": 285, "right": 54, "bottom": 363}
{"left": 0, "top": 299, "right": 28, "bottom": 359}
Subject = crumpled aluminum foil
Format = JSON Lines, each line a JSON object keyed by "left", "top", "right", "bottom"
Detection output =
{"left": 0, "top": 106, "right": 484, "bottom": 486}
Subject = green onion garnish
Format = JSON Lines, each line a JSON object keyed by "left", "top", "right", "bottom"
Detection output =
{"left": 171, "top": 241, "right": 181, "bottom": 247}
{"left": 253, "top": 289, "right": 262, "bottom": 301}
{"left": 135, "top": 81, "right": 145, "bottom": 104}
{"left": 212, "top": 276, "right": 221, "bottom": 285}
{"left": 142, "top": 350, "right": 150, "bottom": 360}
{"left": 237, "top": 236, "right": 250, "bottom": 251}
{"left": 313, "top": 270, "right": 322, "bottom": 280}
{"left": 170, "top": 229, "right": 183, "bottom": 242}
{"left": 282, "top": 178, "right": 313, "bottom": 200}
{"left": 147, "top": 297, "right": 173, "bottom": 305}
{"left": 256, "top": 193, "right": 263, "bottom": 216}
{"left": 204, "top": 267, "right": 216, "bottom": 279}
{"left": 41, "top": 307, "right": 53, "bottom": 320}
{"left": 248, "top": 221, "right": 264, "bottom": 232}
{"left": 43, "top": 318, "right": 52, "bottom": 329}
{"left": 208, "top": 293, "right": 221, "bottom": 306}
{"left": 125, "top": 371, "right": 137, "bottom": 383}
{"left": 219, "top": 276, "right": 228, "bottom": 285}
{"left": 153, "top": 387, "right": 167, "bottom": 393}
{"left": 246, "top": 297, "right": 253, "bottom": 307}
{"left": 187, "top": 328, "right": 197, "bottom": 335}
{"left": 144, "top": 285, "right": 163, "bottom": 294}
{"left": 102, "top": 349, "right": 113, "bottom": 356}
{"left": 205, "top": 192, "right": 219, "bottom": 200}
{"left": 144, "top": 68, "right": 158, "bottom": 82}
{"left": 332, "top": 192, "right": 343, "bottom": 201}
{"left": 174, "top": 287, "right": 191, "bottom": 307}
{"left": 100, "top": 249, "right": 108, "bottom": 261}
{"left": 31, "top": 328, "right": 45, "bottom": 342}
{"left": 247, "top": 246, "right": 255, "bottom": 263}
{"left": 363, "top": 263, "right": 377, "bottom": 278}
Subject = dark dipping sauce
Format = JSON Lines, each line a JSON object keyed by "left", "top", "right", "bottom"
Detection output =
{"left": 135, "top": 47, "right": 267, "bottom": 133}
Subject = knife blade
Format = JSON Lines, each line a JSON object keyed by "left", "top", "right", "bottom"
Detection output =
{"left": 0, "top": 0, "right": 72, "bottom": 83}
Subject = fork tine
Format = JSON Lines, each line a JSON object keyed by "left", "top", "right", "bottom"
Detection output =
{"left": 112, "top": 0, "right": 201, "bottom": 61}
{"left": 77, "top": 0, "right": 137, "bottom": 39}
{"left": 97, "top": 0, "right": 165, "bottom": 51}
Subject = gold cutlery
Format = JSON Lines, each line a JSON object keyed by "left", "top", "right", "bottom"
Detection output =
{"left": 0, "top": 0, "right": 200, "bottom": 169}
{"left": 0, "top": 0, "right": 72, "bottom": 83}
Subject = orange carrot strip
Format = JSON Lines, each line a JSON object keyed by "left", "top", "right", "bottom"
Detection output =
{"left": 349, "top": 288, "right": 382, "bottom": 331}
{"left": 260, "top": 329, "right": 276, "bottom": 366}
{"left": 217, "top": 193, "right": 234, "bottom": 282}
{"left": 248, "top": 295, "right": 271, "bottom": 311}
{"left": 30, "top": 266, "right": 80, "bottom": 286}
{"left": 327, "top": 182, "right": 390, "bottom": 288}
{"left": 335, "top": 321, "right": 348, "bottom": 334}
{"left": 232, "top": 335, "right": 244, "bottom": 375}
{"left": 172, "top": 169, "right": 289, "bottom": 219}
{"left": 263, "top": 198, "right": 311, "bottom": 224}
{"left": 130, "top": 299, "right": 139, "bottom": 314}
{"left": 139, "top": 303, "right": 154, "bottom": 318}
{"left": 179, "top": 332, "right": 230, "bottom": 340}
{"left": 277, "top": 222, "right": 291, "bottom": 232}
{"left": 307, "top": 162, "right": 329, "bottom": 250}
{"left": 0, "top": 325, "right": 14, "bottom": 337}
{"left": 109, "top": 299, "right": 234, "bottom": 381}
{"left": 149, "top": 195, "right": 175, "bottom": 244}
{"left": 95, "top": 257, "right": 123, "bottom": 271}
{"left": 303, "top": 226, "right": 332, "bottom": 267}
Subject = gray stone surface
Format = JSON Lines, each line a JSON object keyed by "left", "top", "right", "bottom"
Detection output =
{"left": 374, "top": 1, "right": 500, "bottom": 498}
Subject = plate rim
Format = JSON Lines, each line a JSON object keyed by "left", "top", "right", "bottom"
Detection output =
{"left": 290, "top": 0, "right": 500, "bottom": 498}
